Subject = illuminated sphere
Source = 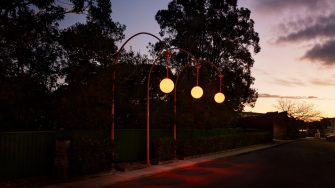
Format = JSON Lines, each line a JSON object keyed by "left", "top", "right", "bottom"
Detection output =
{"left": 214, "top": 92, "right": 225, "bottom": 103}
{"left": 191, "top": 86, "right": 203, "bottom": 99}
{"left": 159, "top": 78, "right": 174, "bottom": 93}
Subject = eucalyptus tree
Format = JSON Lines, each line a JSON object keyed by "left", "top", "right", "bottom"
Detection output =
{"left": 155, "top": 0, "right": 260, "bottom": 111}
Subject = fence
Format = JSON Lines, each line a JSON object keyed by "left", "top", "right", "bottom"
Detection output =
{"left": 0, "top": 128, "right": 272, "bottom": 178}
{"left": 0, "top": 131, "right": 56, "bottom": 178}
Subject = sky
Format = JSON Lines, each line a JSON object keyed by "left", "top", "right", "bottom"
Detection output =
{"left": 108, "top": 0, "right": 335, "bottom": 118}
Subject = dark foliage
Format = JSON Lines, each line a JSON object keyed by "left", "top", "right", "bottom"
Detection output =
{"left": 150, "top": 138, "right": 176, "bottom": 164}
{"left": 175, "top": 63, "right": 238, "bottom": 128}
{"left": 67, "top": 130, "right": 113, "bottom": 176}
{"left": 0, "top": 0, "right": 66, "bottom": 90}
{"left": 60, "top": 0, "right": 125, "bottom": 86}
{"left": 176, "top": 131, "right": 272, "bottom": 159}
{"left": 155, "top": 0, "right": 260, "bottom": 111}
{"left": 0, "top": 76, "right": 52, "bottom": 131}
{"left": 51, "top": 63, "right": 174, "bottom": 130}
{"left": 0, "top": 0, "right": 125, "bottom": 131}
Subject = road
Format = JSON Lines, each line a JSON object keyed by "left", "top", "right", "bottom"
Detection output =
{"left": 112, "top": 139, "right": 335, "bottom": 188}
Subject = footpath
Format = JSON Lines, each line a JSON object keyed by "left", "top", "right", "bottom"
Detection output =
{"left": 43, "top": 140, "right": 293, "bottom": 188}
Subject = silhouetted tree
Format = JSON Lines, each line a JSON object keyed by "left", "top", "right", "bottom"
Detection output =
{"left": 60, "top": 0, "right": 125, "bottom": 86}
{"left": 155, "top": 0, "right": 260, "bottom": 111}
{"left": 0, "top": 75, "right": 51, "bottom": 131}
{"left": 0, "top": 0, "right": 68, "bottom": 130}
{"left": 274, "top": 98, "right": 322, "bottom": 122}
{"left": 52, "top": 60, "right": 173, "bottom": 130}
{"left": 0, "top": 0, "right": 125, "bottom": 131}
{"left": 175, "top": 63, "right": 238, "bottom": 128}
{"left": 0, "top": 0, "right": 67, "bottom": 90}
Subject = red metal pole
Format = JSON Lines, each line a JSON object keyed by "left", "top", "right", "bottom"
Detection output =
{"left": 111, "top": 71, "right": 115, "bottom": 145}
{"left": 219, "top": 74, "right": 223, "bottom": 93}
{"left": 146, "top": 88, "right": 150, "bottom": 166}
{"left": 173, "top": 88, "right": 177, "bottom": 141}
{"left": 146, "top": 65, "right": 154, "bottom": 166}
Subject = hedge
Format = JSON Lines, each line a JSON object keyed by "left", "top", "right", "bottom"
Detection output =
{"left": 151, "top": 131, "right": 272, "bottom": 163}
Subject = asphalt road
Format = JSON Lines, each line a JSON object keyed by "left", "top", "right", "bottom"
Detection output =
{"left": 112, "top": 139, "right": 335, "bottom": 188}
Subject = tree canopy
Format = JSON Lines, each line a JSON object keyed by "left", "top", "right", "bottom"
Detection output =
{"left": 0, "top": 0, "right": 125, "bottom": 89}
{"left": 60, "top": 0, "right": 125, "bottom": 86}
{"left": 274, "top": 98, "right": 322, "bottom": 122}
{"left": 0, "top": 0, "right": 261, "bottom": 131}
{"left": 155, "top": 0, "right": 260, "bottom": 111}
{"left": 0, "top": 0, "right": 66, "bottom": 90}
{"left": 0, "top": 0, "right": 125, "bottom": 130}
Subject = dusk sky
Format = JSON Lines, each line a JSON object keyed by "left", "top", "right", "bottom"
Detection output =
{"left": 108, "top": 0, "right": 335, "bottom": 118}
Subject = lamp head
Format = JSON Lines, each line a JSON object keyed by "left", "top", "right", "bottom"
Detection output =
{"left": 159, "top": 78, "right": 174, "bottom": 93}
{"left": 191, "top": 86, "right": 203, "bottom": 99}
{"left": 214, "top": 92, "right": 225, "bottom": 103}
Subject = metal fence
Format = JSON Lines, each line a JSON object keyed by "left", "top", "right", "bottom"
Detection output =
{"left": 0, "top": 131, "right": 56, "bottom": 178}
{"left": 0, "top": 128, "right": 272, "bottom": 178}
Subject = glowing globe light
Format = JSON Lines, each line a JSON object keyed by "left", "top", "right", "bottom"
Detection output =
{"left": 214, "top": 92, "right": 225, "bottom": 103}
{"left": 191, "top": 86, "right": 203, "bottom": 99}
{"left": 159, "top": 78, "right": 174, "bottom": 93}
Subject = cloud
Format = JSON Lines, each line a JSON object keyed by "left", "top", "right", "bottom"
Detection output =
{"left": 276, "top": 14, "right": 335, "bottom": 43}
{"left": 258, "top": 93, "right": 281, "bottom": 98}
{"left": 253, "top": 68, "right": 271, "bottom": 76}
{"left": 251, "top": 0, "right": 329, "bottom": 13}
{"left": 310, "top": 78, "right": 335, "bottom": 86}
{"left": 272, "top": 78, "right": 305, "bottom": 87}
{"left": 273, "top": 13, "right": 335, "bottom": 66}
{"left": 302, "top": 39, "right": 335, "bottom": 66}
{"left": 259, "top": 93, "right": 318, "bottom": 99}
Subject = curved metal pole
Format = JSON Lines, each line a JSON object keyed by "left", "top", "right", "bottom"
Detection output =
{"left": 173, "top": 62, "right": 193, "bottom": 141}
{"left": 111, "top": 71, "right": 115, "bottom": 145}
{"left": 111, "top": 32, "right": 200, "bottom": 165}
{"left": 147, "top": 48, "right": 196, "bottom": 163}
{"left": 198, "top": 58, "right": 224, "bottom": 95}
{"left": 146, "top": 62, "right": 155, "bottom": 165}
{"left": 146, "top": 53, "right": 167, "bottom": 165}
{"left": 173, "top": 58, "right": 224, "bottom": 141}
{"left": 161, "top": 47, "right": 196, "bottom": 141}
{"left": 197, "top": 58, "right": 223, "bottom": 78}
{"left": 112, "top": 32, "right": 164, "bottom": 65}
{"left": 110, "top": 32, "right": 166, "bottom": 166}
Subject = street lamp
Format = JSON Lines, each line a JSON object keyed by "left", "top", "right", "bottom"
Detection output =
{"left": 214, "top": 74, "right": 225, "bottom": 103}
{"left": 191, "top": 86, "right": 203, "bottom": 99}
{"left": 173, "top": 59, "right": 225, "bottom": 142}
{"left": 147, "top": 49, "right": 179, "bottom": 165}
{"left": 190, "top": 64, "right": 203, "bottom": 99}
{"left": 111, "top": 32, "right": 173, "bottom": 166}
{"left": 159, "top": 50, "right": 174, "bottom": 94}
{"left": 214, "top": 92, "right": 225, "bottom": 103}
{"left": 160, "top": 78, "right": 174, "bottom": 93}
{"left": 111, "top": 32, "right": 226, "bottom": 166}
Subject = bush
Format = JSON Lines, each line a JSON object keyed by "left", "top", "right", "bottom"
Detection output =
{"left": 67, "top": 131, "right": 113, "bottom": 176}
{"left": 177, "top": 131, "right": 272, "bottom": 159}
{"left": 150, "top": 138, "right": 176, "bottom": 164}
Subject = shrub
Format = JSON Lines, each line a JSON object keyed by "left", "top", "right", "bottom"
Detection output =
{"left": 150, "top": 138, "right": 176, "bottom": 164}
{"left": 177, "top": 131, "right": 272, "bottom": 159}
{"left": 67, "top": 131, "right": 113, "bottom": 176}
